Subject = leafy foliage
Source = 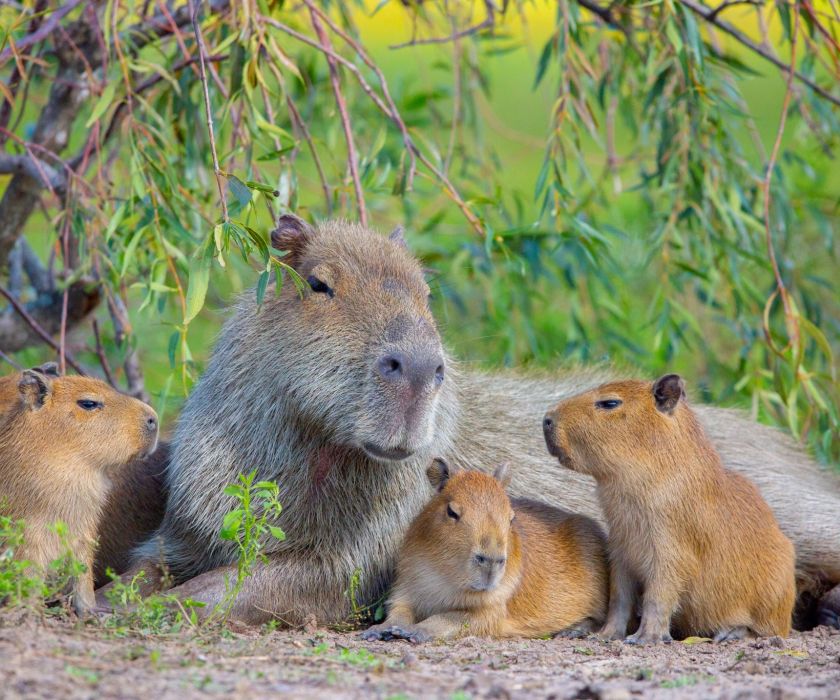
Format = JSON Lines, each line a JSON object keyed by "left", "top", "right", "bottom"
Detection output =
{"left": 0, "top": 1, "right": 837, "bottom": 463}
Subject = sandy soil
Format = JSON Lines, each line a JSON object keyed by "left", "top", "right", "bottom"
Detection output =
{"left": 1, "top": 614, "right": 838, "bottom": 699}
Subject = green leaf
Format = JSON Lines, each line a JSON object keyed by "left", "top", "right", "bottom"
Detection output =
{"left": 228, "top": 175, "right": 252, "bottom": 208}
{"left": 85, "top": 82, "right": 117, "bottom": 128}
{"left": 268, "top": 526, "right": 286, "bottom": 541}
{"left": 184, "top": 247, "right": 212, "bottom": 324}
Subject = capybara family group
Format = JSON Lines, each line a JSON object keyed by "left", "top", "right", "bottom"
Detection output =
{"left": 2, "top": 215, "right": 839, "bottom": 640}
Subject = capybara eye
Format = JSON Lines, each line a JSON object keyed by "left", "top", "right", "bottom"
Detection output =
{"left": 446, "top": 504, "right": 460, "bottom": 521}
{"left": 307, "top": 275, "right": 334, "bottom": 298}
{"left": 595, "top": 399, "right": 622, "bottom": 410}
{"left": 77, "top": 399, "right": 103, "bottom": 411}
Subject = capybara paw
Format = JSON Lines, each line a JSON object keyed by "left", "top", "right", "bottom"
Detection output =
{"left": 382, "top": 625, "right": 432, "bottom": 644}
{"left": 596, "top": 625, "right": 627, "bottom": 641}
{"left": 554, "top": 626, "right": 589, "bottom": 640}
{"left": 359, "top": 625, "right": 387, "bottom": 641}
{"left": 625, "top": 630, "right": 672, "bottom": 645}
{"left": 713, "top": 626, "right": 750, "bottom": 643}
{"left": 816, "top": 585, "right": 840, "bottom": 630}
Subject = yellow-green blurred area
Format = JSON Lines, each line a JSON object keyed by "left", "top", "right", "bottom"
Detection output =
{"left": 1, "top": 1, "right": 838, "bottom": 462}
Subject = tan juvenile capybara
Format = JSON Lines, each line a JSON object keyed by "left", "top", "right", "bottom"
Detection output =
{"left": 362, "top": 459, "right": 608, "bottom": 642}
{"left": 112, "top": 215, "right": 840, "bottom": 628}
{"left": 0, "top": 363, "right": 158, "bottom": 614}
{"left": 543, "top": 374, "right": 796, "bottom": 643}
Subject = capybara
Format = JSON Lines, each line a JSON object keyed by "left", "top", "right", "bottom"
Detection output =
{"left": 362, "top": 459, "right": 607, "bottom": 642}
{"left": 0, "top": 363, "right": 158, "bottom": 614}
{"left": 543, "top": 374, "right": 796, "bottom": 643}
{"left": 116, "top": 215, "right": 839, "bottom": 627}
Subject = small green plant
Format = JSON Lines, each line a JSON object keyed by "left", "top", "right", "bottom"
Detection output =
{"left": 213, "top": 471, "right": 285, "bottom": 620}
{"left": 103, "top": 569, "right": 184, "bottom": 636}
{"left": 0, "top": 515, "right": 45, "bottom": 607}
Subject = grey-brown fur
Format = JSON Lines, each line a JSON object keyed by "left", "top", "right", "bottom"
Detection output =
{"left": 132, "top": 217, "right": 840, "bottom": 626}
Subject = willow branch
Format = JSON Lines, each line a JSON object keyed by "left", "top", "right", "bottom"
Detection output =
{"left": 309, "top": 9, "right": 367, "bottom": 226}
{"left": 390, "top": 0, "right": 497, "bottom": 49}
{"left": 189, "top": 0, "right": 228, "bottom": 222}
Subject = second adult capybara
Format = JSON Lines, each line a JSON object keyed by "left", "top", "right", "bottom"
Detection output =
{"left": 543, "top": 374, "right": 796, "bottom": 643}
{"left": 0, "top": 363, "right": 158, "bottom": 614}
{"left": 115, "top": 215, "right": 840, "bottom": 628}
{"left": 362, "top": 460, "right": 608, "bottom": 642}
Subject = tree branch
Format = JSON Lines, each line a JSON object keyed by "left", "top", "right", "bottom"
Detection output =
{"left": 309, "top": 8, "right": 367, "bottom": 226}
{"left": 679, "top": 0, "right": 840, "bottom": 107}
{"left": 389, "top": 0, "right": 498, "bottom": 49}
{"left": 0, "top": 282, "right": 91, "bottom": 374}
{"left": 0, "top": 0, "right": 84, "bottom": 63}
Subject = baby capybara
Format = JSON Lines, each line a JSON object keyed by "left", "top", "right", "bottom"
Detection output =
{"left": 0, "top": 364, "right": 159, "bottom": 615}
{"left": 543, "top": 374, "right": 796, "bottom": 643}
{"left": 362, "top": 459, "right": 608, "bottom": 642}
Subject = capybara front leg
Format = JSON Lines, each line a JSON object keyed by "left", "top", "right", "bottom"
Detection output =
{"left": 599, "top": 561, "right": 637, "bottom": 640}
{"left": 360, "top": 599, "right": 415, "bottom": 641}
{"left": 817, "top": 584, "right": 840, "bottom": 629}
{"left": 625, "top": 575, "right": 677, "bottom": 645}
{"left": 72, "top": 570, "right": 96, "bottom": 617}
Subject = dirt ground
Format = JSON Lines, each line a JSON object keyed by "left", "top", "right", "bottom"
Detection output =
{"left": 1, "top": 613, "right": 838, "bottom": 700}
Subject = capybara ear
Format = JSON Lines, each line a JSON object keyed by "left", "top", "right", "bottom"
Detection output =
{"left": 388, "top": 225, "right": 407, "bottom": 249}
{"left": 493, "top": 462, "right": 512, "bottom": 488}
{"left": 653, "top": 374, "right": 685, "bottom": 414}
{"left": 18, "top": 369, "right": 53, "bottom": 409}
{"left": 32, "top": 362, "right": 60, "bottom": 378}
{"left": 427, "top": 458, "right": 452, "bottom": 492}
{"left": 270, "top": 213, "right": 315, "bottom": 270}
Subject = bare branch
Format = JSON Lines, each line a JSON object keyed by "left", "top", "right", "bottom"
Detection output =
{"left": 389, "top": 0, "right": 497, "bottom": 49}
{"left": 91, "top": 318, "right": 117, "bottom": 389}
{"left": 189, "top": 0, "right": 229, "bottom": 223}
{"left": 309, "top": 8, "right": 367, "bottom": 226}
{"left": 680, "top": 0, "right": 840, "bottom": 107}
{"left": 106, "top": 291, "right": 148, "bottom": 402}
{"left": 0, "top": 283, "right": 88, "bottom": 374}
{"left": 0, "top": 154, "right": 64, "bottom": 190}
{"left": 262, "top": 16, "right": 484, "bottom": 236}
{"left": 0, "top": 348, "right": 22, "bottom": 370}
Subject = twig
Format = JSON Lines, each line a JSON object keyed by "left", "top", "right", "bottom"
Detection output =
{"left": 263, "top": 16, "right": 483, "bottom": 235}
{"left": 390, "top": 0, "right": 497, "bottom": 49}
{"left": 761, "top": 2, "right": 801, "bottom": 354}
{"left": 680, "top": 0, "right": 840, "bottom": 107}
{"left": 91, "top": 318, "right": 117, "bottom": 388}
{"left": 0, "top": 0, "right": 84, "bottom": 62}
{"left": 302, "top": 1, "right": 417, "bottom": 189}
{"left": 309, "top": 8, "right": 367, "bottom": 226}
{"left": 0, "top": 284, "right": 85, "bottom": 375}
{"left": 106, "top": 290, "right": 148, "bottom": 402}
{"left": 189, "top": 0, "right": 228, "bottom": 222}
{"left": 0, "top": 348, "right": 22, "bottom": 370}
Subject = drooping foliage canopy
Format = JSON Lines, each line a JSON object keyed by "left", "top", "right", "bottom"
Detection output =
{"left": 0, "top": 1, "right": 838, "bottom": 463}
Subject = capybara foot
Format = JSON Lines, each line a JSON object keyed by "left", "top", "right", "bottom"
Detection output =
{"left": 360, "top": 623, "right": 389, "bottom": 641}
{"left": 555, "top": 618, "right": 600, "bottom": 639}
{"left": 713, "top": 626, "right": 750, "bottom": 642}
{"left": 625, "top": 630, "right": 673, "bottom": 645}
{"left": 597, "top": 623, "right": 628, "bottom": 641}
{"left": 816, "top": 584, "right": 840, "bottom": 629}
{"left": 365, "top": 624, "right": 431, "bottom": 644}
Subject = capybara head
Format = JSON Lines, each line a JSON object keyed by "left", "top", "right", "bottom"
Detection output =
{"left": 0, "top": 363, "right": 159, "bottom": 472}
{"left": 415, "top": 459, "right": 515, "bottom": 592}
{"left": 267, "top": 215, "right": 447, "bottom": 462}
{"left": 542, "top": 374, "right": 688, "bottom": 478}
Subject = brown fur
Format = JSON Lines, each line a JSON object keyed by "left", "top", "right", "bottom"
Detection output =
{"left": 363, "top": 462, "right": 608, "bottom": 642}
{"left": 109, "top": 217, "right": 840, "bottom": 629}
{"left": 0, "top": 365, "right": 158, "bottom": 614}
{"left": 93, "top": 442, "right": 169, "bottom": 588}
{"left": 543, "top": 375, "right": 796, "bottom": 642}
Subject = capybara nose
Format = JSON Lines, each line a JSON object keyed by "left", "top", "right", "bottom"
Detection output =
{"left": 377, "top": 352, "right": 445, "bottom": 391}
{"left": 543, "top": 415, "right": 554, "bottom": 433}
{"left": 145, "top": 413, "right": 158, "bottom": 433}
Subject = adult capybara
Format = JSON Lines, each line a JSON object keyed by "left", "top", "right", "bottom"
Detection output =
{"left": 543, "top": 374, "right": 795, "bottom": 643}
{"left": 119, "top": 215, "right": 840, "bottom": 627}
{"left": 362, "top": 460, "right": 607, "bottom": 642}
{"left": 0, "top": 363, "right": 158, "bottom": 614}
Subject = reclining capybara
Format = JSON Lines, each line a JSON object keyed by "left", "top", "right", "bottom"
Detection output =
{"left": 543, "top": 374, "right": 796, "bottom": 643}
{"left": 111, "top": 215, "right": 839, "bottom": 628}
{"left": 362, "top": 459, "right": 607, "bottom": 642}
{"left": 0, "top": 363, "right": 158, "bottom": 615}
